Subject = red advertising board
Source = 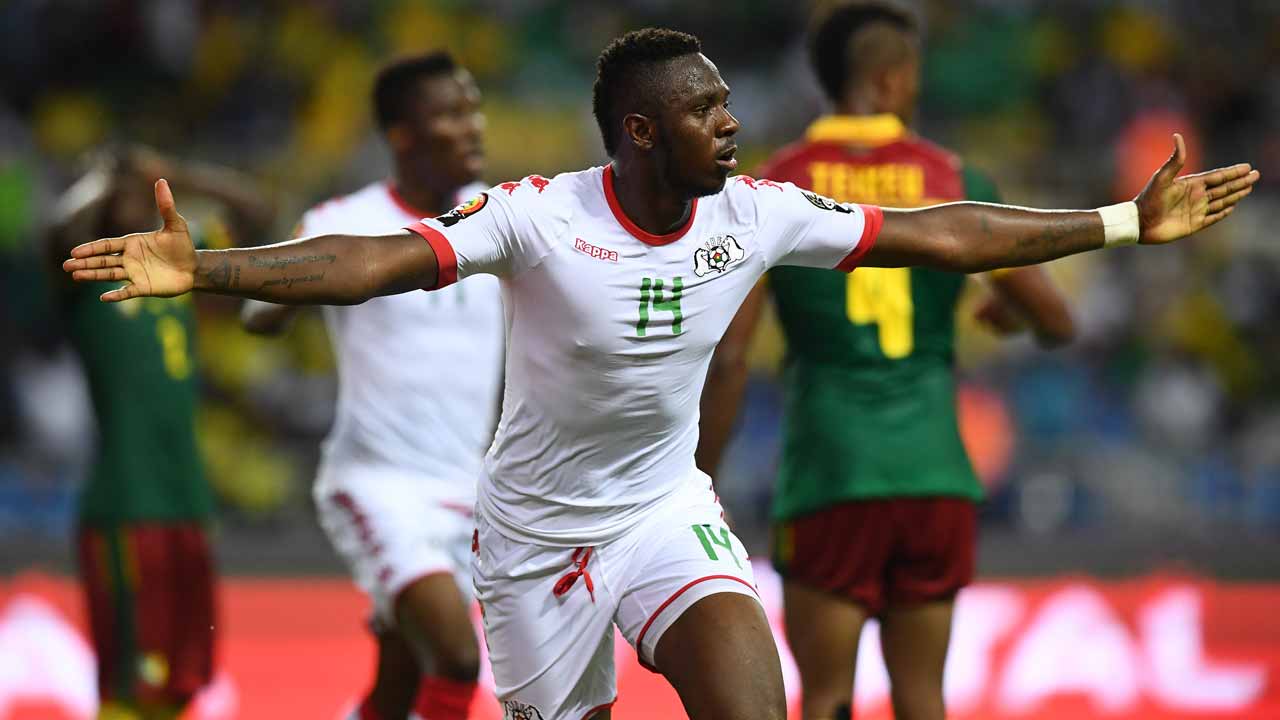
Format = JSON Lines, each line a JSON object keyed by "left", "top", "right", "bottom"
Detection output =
{"left": 2, "top": 563, "right": 1277, "bottom": 719}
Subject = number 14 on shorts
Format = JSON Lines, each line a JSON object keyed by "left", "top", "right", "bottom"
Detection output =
{"left": 692, "top": 524, "right": 741, "bottom": 569}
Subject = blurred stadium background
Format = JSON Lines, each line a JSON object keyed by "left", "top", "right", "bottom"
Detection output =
{"left": 1, "top": 0, "right": 1278, "bottom": 718}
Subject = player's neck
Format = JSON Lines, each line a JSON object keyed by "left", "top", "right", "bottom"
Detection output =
{"left": 608, "top": 161, "right": 693, "bottom": 237}
{"left": 391, "top": 169, "right": 457, "bottom": 217}
{"left": 837, "top": 95, "right": 896, "bottom": 119}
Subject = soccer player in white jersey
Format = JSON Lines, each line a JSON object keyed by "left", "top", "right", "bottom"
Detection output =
{"left": 67, "top": 28, "right": 1258, "bottom": 720}
{"left": 240, "top": 53, "right": 502, "bottom": 720}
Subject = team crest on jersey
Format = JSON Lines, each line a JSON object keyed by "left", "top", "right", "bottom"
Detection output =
{"left": 438, "top": 193, "right": 489, "bottom": 227}
{"left": 800, "top": 189, "right": 852, "bottom": 214}
{"left": 503, "top": 700, "right": 545, "bottom": 720}
{"left": 693, "top": 234, "right": 746, "bottom": 277}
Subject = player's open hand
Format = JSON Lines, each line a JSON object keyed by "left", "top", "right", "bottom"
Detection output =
{"left": 1136, "top": 134, "right": 1260, "bottom": 244}
{"left": 62, "top": 179, "right": 196, "bottom": 302}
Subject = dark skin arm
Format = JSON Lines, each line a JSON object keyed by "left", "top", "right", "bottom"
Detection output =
{"left": 976, "top": 267, "right": 1076, "bottom": 348}
{"left": 66, "top": 136, "right": 1255, "bottom": 305}
{"left": 863, "top": 135, "right": 1256, "bottom": 272}
{"left": 696, "top": 281, "right": 767, "bottom": 477}
{"left": 694, "top": 135, "right": 1249, "bottom": 471}
{"left": 63, "top": 180, "right": 439, "bottom": 304}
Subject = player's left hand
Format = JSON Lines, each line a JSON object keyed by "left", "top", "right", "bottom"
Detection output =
{"left": 1136, "top": 134, "right": 1260, "bottom": 244}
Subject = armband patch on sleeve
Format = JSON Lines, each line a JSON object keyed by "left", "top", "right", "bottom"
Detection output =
{"left": 438, "top": 193, "right": 489, "bottom": 227}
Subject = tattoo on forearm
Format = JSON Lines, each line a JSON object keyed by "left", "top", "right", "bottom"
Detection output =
{"left": 232, "top": 265, "right": 241, "bottom": 289}
{"left": 201, "top": 259, "right": 232, "bottom": 289}
{"left": 1014, "top": 216, "right": 1095, "bottom": 260}
{"left": 260, "top": 272, "right": 326, "bottom": 290}
{"left": 248, "top": 254, "right": 337, "bottom": 270}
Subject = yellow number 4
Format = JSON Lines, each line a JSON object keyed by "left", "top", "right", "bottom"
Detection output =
{"left": 846, "top": 267, "right": 913, "bottom": 358}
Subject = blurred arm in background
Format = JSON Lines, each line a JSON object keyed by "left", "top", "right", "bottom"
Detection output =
{"left": 240, "top": 299, "right": 300, "bottom": 336}
{"left": 974, "top": 267, "right": 1076, "bottom": 348}
{"left": 45, "top": 146, "right": 275, "bottom": 276}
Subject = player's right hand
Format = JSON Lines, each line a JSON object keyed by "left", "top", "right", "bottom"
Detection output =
{"left": 62, "top": 179, "right": 195, "bottom": 302}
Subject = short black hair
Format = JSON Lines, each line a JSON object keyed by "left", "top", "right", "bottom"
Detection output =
{"left": 810, "top": 2, "right": 918, "bottom": 104}
{"left": 592, "top": 28, "right": 702, "bottom": 156}
{"left": 373, "top": 51, "right": 458, "bottom": 131}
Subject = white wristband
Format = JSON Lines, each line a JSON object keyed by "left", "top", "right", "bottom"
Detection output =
{"left": 1098, "top": 201, "right": 1140, "bottom": 248}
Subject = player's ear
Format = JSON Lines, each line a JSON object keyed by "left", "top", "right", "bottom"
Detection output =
{"left": 623, "top": 113, "right": 657, "bottom": 152}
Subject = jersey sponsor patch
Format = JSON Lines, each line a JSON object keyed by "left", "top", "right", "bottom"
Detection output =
{"left": 438, "top": 193, "right": 489, "bottom": 227}
{"left": 800, "top": 189, "right": 852, "bottom": 214}
{"left": 503, "top": 700, "right": 545, "bottom": 720}
{"left": 693, "top": 234, "right": 746, "bottom": 276}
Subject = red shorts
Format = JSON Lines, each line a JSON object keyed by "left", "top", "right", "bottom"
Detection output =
{"left": 772, "top": 498, "right": 976, "bottom": 616}
{"left": 77, "top": 522, "right": 217, "bottom": 706}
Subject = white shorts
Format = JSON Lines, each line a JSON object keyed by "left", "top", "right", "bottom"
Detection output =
{"left": 314, "top": 460, "right": 475, "bottom": 625}
{"left": 473, "top": 481, "right": 758, "bottom": 720}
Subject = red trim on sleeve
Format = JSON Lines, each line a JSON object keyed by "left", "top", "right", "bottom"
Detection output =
{"left": 602, "top": 164, "right": 697, "bottom": 246}
{"left": 835, "top": 204, "right": 883, "bottom": 272}
{"left": 634, "top": 574, "right": 760, "bottom": 672}
{"left": 405, "top": 222, "right": 458, "bottom": 290}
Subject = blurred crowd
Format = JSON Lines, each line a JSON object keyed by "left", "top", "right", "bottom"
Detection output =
{"left": 2, "top": 0, "right": 1279, "bottom": 569}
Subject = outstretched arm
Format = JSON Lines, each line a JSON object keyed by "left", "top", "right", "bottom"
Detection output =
{"left": 863, "top": 135, "right": 1258, "bottom": 272}
{"left": 63, "top": 179, "right": 438, "bottom": 304}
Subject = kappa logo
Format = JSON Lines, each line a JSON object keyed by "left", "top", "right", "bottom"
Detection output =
{"left": 800, "top": 189, "right": 853, "bottom": 214}
{"left": 693, "top": 234, "right": 746, "bottom": 277}
{"left": 503, "top": 700, "right": 545, "bottom": 720}
{"left": 574, "top": 237, "right": 618, "bottom": 262}
{"left": 438, "top": 193, "right": 489, "bottom": 227}
{"left": 736, "top": 175, "right": 784, "bottom": 191}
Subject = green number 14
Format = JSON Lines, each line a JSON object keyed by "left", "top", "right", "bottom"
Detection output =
{"left": 692, "top": 524, "right": 741, "bottom": 568}
{"left": 637, "top": 276, "right": 684, "bottom": 337}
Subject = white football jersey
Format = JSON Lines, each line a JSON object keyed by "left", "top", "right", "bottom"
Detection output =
{"left": 407, "top": 167, "right": 881, "bottom": 545}
{"left": 303, "top": 181, "right": 505, "bottom": 504}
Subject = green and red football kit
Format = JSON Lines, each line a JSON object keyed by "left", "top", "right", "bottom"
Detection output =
{"left": 66, "top": 282, "right": 216, "bottom": 706}
{"left": 760, "top": 114, "right": 999, "bottom": 614}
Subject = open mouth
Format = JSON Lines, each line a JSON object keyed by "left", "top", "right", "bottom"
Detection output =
{"left": 715, "top": 145, "right": 739, "bottom": 171}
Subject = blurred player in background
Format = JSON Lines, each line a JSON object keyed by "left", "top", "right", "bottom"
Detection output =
{"left": 241, "top": 52, "right": 502, "bottom": 720}
{"left": 700, "top": 4, "right": 1075, "bottom": 719}
{"left": 44, "top": 146, "right": 272, "bottom": 720}
{"left": 64, "top": 26, "right": 1257, "bottom": 720}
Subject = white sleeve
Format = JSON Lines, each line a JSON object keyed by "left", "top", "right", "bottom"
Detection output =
{"left": 751, "top": 180, "right": 883, "bottom": 272}
{"left": 405, "top": 184, "right": 558, "bottom": 289}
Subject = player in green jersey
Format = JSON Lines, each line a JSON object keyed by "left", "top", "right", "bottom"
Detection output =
{"left": 700, "top": 5, "right": 1076, "bottom": 720}
{"left": 45, "top": 147, "right": 271, "bottom": 720}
